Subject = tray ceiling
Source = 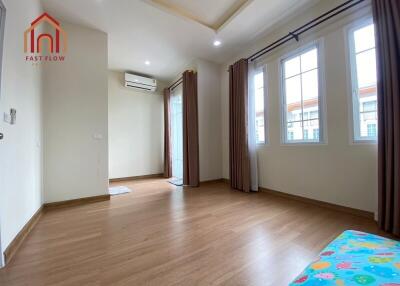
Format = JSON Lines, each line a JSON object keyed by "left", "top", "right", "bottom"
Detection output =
{"left": 147, "top": 0, "right": 251, "bottom": 31}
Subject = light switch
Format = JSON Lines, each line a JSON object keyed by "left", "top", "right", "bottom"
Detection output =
{"left": 3, "top": 108, "right": 16, "bottom": 125}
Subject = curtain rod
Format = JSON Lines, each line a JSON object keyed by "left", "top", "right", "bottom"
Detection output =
{"left": 168, "top": 77, "right": 183, "bottom": 90}
{"left": 227, "top": 0, "right": 365, "bottom": 68}
{"left": 168, "top": 70, "right": 198, "bottom": 90}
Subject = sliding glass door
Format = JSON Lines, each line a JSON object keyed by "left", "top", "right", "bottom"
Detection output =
{"left": 170, "top": 84, "right": 183, "bottom": 180}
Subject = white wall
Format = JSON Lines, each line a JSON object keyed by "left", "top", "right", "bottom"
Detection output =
{"left": 108, "top": 71, "right": 164, "bottom": 179}
{"left": 0, "top": 0, "right": 43, "bottom": 264}
{"left": 220, "top": 0, "right": 377, "bottom": 212}
{"left": 43, "top": 23, "right": 108, "bottom": 203}
{"left": 196, "top": 59, "right": 222, "bottom": 182}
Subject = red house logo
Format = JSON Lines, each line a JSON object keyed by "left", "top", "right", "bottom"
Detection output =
{"left": 24, "top": 13, "right": 67, "bottom": 62}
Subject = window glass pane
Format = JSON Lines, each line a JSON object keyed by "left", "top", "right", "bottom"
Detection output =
{"left": 313, "top": 129, "right": 320, "bottom": 140}
{"left": 287, "top": 108, "right": 301, "bottom": 123}
{"left": 302, "top": 69, "right": 319, "bottom": 100}
{"left": 367, "top": 123, "right": 377, "bottom": 137}
{"left": 301, "top": 48, "right": 318, "bottom": 72}
{"left": 254, "top": 72, "right": 263, "bottom": 90}
{"left": 309, "top": 119, "right": 320, "bottom": 128}
{"left": 304, "top": 129, "right": 309, "bottom": 140}
{"left": 304, "top": 119, "right": 320, "bottom": 141}
{"left": 354, "top": 24, "right": 375, "bottom": 53}
{"left": 254, "top": 71, "right": 265, "bottom": 144}
{"left": 359, "top": 111, "right": 378, "bottom": 137}
{"left": 256, "top": 116, "right": 265, "bottom": 143}
{"left": 362, "top": 100, "right": 377, "bottom": 112}
{"left": 255, "top": 87, "right": 265, "bottom": 144}
{"left": 310, "top": 110, "right": 319, "bottom": 120}
{"left": 286, "top": 75, "right": 301, "bottom": 124}
{"left": 284, "top": 56, "right": 300, "bottom": 78}
{"left": 351, "top": 22, "right": 378, "bottom": 141}
{"left": 302, "top": 70, "right": 319, "bottom": 125}
{"left": 255, "top": 88, "right": 264, "bottom": 113}
{"left": 285, "top": 75, "right": 301, "bottom": 104}
{"left": 356, "top": 49, "right": 377, "bottom": 88}
{"left": 303, "top": 109, "right": 318, "bottom": 127}
{"left": 287, "top": 121, "right": 303, "bottom": 141}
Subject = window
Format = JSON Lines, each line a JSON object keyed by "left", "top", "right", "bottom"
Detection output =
{"left": 348, "top": 21, "right": 378, "bottom": 142}
{"left": 281, "top": 44, "right": 324, "bottom": 143}
{"left": 254, "top": 69, "right": 266, "bottom": 144}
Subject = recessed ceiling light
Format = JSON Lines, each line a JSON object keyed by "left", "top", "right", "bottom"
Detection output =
{"left": 213, "top": 40, "right": 221, "bottom": 47}
{"left": 145, "top": 60, "right": 151, "bottom": 65}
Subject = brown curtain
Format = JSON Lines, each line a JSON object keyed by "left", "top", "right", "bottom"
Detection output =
{"left": 163, "top": 88, "right": 172, "bottom": 178}
{"left": 183, "top": 71, "right": 199, "bottom": 187}
{"left": 372, "top": 0, "right": 400, "bottom": 236}
{"left": 229, "top": 59, "right": 251, "bottom": 192}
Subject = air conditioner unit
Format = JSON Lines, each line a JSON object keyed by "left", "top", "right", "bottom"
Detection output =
{"left": 125, "top": 73, "right": 157, "bottom": 92}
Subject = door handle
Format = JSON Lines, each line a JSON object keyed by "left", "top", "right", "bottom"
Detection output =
{"left": 0, "top": 133, "right": 3, "bottom": 140}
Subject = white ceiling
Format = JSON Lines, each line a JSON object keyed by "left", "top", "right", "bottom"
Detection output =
{"left": 41, "top": 0, "right": 319, "bottom": 82}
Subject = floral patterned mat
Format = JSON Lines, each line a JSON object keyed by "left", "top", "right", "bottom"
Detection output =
{"left": 289, "top": 230, "right": 400, "bottom": 286}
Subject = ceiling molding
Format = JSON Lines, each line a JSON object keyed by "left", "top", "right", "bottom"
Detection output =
{"left": 144, "top": 0, "right": 253, "bottom": 32}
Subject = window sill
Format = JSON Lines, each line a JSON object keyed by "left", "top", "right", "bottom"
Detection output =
{"left": 281, "top": 141, "right": 327, "bottom": 146}
{"left": 256, "top": 143, "right": 269, "bottom": 149}
{"left": 351, "top": 139, "right": 377, "bottom": 145}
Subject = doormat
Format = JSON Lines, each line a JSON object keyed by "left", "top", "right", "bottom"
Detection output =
{"left": 168, "top": 178, "right": 183, "bottom": 186}
{"left": 109, "top": 186, "right": 132, "bottom": 196}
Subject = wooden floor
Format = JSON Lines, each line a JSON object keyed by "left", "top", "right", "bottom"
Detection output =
{"left": 0, "top": 179, "right": 384, "bottom": 286}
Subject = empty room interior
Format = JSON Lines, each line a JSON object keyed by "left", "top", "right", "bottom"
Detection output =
{"left": 1, "top": 0, "right": 400, "bottom": 285}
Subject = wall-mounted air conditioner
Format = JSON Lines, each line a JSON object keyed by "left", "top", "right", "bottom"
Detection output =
{"left": 125, "top": 73, "right": 157, "bottom": 92}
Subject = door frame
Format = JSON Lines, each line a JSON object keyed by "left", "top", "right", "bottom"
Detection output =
{"left": 0, "top": 0, "right": 5, "bottom": 96}
{"left": 0, "top": 0, "right": 6, "bottom": 268}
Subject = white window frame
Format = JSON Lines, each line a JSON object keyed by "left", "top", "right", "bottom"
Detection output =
{"left": 254, "top": 65, "right": 269, "bottom": 146}
{"left": 279, "top": 39, "right": 327, "bottom": 145}
{"left": 346, "top": 17, "right": 377, "bottom": 144}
